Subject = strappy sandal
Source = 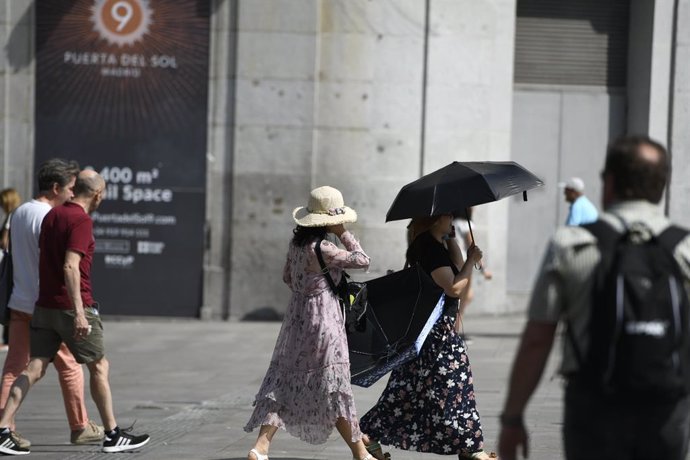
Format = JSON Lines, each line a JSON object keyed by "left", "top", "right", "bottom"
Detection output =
{"left": 365, "top": 441, "right": 392, "bottom": 460}
{"left": 352, "top": 455, "right": 374, "bottom": 460}
{"left": 248, "top": 448, "right": 269, "bottom": 460}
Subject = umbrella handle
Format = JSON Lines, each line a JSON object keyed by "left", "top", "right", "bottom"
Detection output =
{"left": 465, "top": 208, "right": 483, "bottom": 271}
{"left": 465, "top": 208, "right": 475, "bottom": 243}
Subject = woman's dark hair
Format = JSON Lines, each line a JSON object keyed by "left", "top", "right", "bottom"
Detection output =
{"left": 604, "top": 135, "right": 669, "bottom": 203}
{"left": 405, "top": 215, "right": 444, "bottom": 265}
{"left": 407, "top": 215, "right": 442, "bottom": 245}
{"left": 406, "top": 241, "right": 422, "bottom": 267}
{"left": 292, "top": 225, "right": 328, "bottom": 247}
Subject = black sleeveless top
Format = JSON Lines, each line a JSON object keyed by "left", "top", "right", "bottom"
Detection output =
{"left": 406, "top": 231, "right": 460, "bottom": 302}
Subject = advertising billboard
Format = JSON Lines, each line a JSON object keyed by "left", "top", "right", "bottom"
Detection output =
{"left": 35, "top": 0, "right": 210, "bottom": 317}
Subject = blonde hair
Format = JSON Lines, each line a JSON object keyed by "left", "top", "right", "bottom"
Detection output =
{"left": 0, "top": 188, "right": 21, "bottom": 214}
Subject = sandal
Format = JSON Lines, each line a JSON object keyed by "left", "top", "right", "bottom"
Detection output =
{"left": 365, "top": 441, "right": 391, "bottom": 460}
{"left": 353, "top": 455, "right": 373, "bottom": 460}
{"left": 248, "top": 448, "right": 269, "bottom": 460}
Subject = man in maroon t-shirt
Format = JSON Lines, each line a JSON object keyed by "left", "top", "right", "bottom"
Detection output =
{"left": 36, "top": 194, "right": 96, "bottom": 316}
{"left": 0, "top": 170, "right": 150, "bottom": 455}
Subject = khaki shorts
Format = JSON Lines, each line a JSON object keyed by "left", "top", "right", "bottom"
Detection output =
{"left": 30, "top": 305, "right": 105, "bottom": 364}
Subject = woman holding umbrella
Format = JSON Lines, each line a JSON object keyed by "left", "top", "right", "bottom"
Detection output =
{"left": 244, "top": 186, "right": 374, "bottom": 460}
{"left": 360, "top": 214, "right": 496, "bottom": 460}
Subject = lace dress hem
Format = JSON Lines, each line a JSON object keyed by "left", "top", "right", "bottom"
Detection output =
{"left": 244, "top": 363, "right": 362, "bottom": 444}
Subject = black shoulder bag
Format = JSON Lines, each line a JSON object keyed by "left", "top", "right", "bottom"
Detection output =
{"left": 0, "top": 223, "right": 13, "bottom": 326}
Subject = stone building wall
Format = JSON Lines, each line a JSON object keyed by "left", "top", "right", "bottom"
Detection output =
{"left": 227, "top": 0, "right": 517, "bottom": 318}
{"left": 2, "top": 0, "right": 686, "bottom": 319}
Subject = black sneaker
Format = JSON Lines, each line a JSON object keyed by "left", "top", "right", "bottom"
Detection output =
{"left": 102, "top": 425, "right": 150, "bottom": 453}
{"left": 0, "top": 429, "right": 30, "bottom": 455}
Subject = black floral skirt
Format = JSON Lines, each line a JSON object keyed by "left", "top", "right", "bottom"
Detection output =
{"left": 360, "top": 300, "right": 484, "bottom": 455}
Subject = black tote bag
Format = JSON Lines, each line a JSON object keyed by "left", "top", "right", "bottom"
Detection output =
{"left": 0, "top": 249, "right": 12, "bottom": 325}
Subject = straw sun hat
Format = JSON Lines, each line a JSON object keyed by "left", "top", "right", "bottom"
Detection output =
{"left": 292, "top": 186, "right": 358, "bottom": 227}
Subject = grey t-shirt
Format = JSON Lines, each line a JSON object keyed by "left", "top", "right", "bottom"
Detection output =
{"left": 528, "top": 200, "right": 690, "bottom": 375}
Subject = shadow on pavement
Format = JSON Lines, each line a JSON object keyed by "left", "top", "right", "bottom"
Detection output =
{"left": 241, "top": 307, "right": 284, "bottom": 322}
{"left": 468, "top": 332, "right": 522, "bottom": 339}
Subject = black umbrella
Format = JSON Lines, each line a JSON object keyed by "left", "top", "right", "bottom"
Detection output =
{"left": 348, "top": 264, "right": 443, "bottom": 388}
{"left": 385, "top": 161, "right": 544, "bottom": 222}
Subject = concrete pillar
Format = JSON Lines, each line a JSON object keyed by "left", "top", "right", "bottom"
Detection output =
{"left": 312, "top": 0, "right": 426, "bottom": 279}
{"left": 668, "top": 0, "right": 690, "bottom": 227}
{"left": 203, "top": 0, "right": 239, "bottom": 319}
{"left": 424, "top": 0, "right": 517, "bottom": 313}
{"left": 627, "top": 0, "right": 654, "bottom": 134}
{"left": 228, "top": 0, "right": 320, "bottom": 319}
{"left": 648, "top": 0, "right": 675, "bottom": 141}
{"left": 627, "top": 0, "right": 674, "bottom": 142}
{"left": 0, "top": 0, "right": 34, "bottom": 200}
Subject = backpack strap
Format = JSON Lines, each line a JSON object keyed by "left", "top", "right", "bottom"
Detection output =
{"left": 581, "top": 219, "right": 620, "bottom": 259}
{"left": 657, "top": 225, "right": 690, "bottom": 255}
{"left": 314, "top": 237, "right": 339, "bottom": 296}
{"left": 581, "top": 219, "right": 625, "bottom": 290}
{"left": 315, "top": 237, "right": 351, "bottom": 325}
{"left": 565, "top": 220, "right": 622, "bottom": 371}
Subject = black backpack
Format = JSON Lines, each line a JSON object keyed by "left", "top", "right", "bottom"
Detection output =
{"left": 570, "top": 219, "right": 690, "bottom": 399}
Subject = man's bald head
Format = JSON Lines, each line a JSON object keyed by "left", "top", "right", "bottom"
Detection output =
{"left": 603, "top": 135, "right": 669, "bottom": 204}
{"left": 73, "top": 170, "right": 106, "bottom": 199}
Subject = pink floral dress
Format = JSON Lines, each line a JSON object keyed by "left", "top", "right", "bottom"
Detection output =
{"left": 244, "top": 231, "right": 370, "bottom": 444}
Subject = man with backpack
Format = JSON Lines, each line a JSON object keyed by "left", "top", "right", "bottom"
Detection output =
{"left": 498, "top": 135, "right": 690, "bottom": 460}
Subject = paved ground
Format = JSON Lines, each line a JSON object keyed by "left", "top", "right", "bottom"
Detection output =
{"left": 0, "top": 313, "right": 566, "bottom": 459}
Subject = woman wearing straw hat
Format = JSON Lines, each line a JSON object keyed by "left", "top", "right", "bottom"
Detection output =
{"left": 244, "top": 186, "right": 374, "bottom": 460}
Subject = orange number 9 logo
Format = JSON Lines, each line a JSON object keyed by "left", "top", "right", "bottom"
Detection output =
{"left": 91, "top": 0, "right": 152, "bottom": 46}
